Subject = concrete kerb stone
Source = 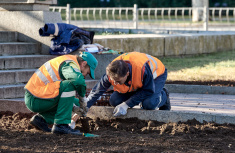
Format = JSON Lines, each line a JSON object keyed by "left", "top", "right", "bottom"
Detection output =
{"left": 87, "top": 106, "right": 235, "bottom": 124}
{"left": 85, "top": 81, "right": 235, "bottom": 95}
{"left": 2, "top": 98, "right": 234, "bottom": 125}
{"left": 0, "top": 99, "right": 31, "bottom": 114}
{"left": 0, "top": 83, "right": 234, "bottom": 124}
{"left": 1, "top": 100, "right": 234, "bottom": 124}
{"left": 165, "top": 84, "right": 235, "bottom": 95}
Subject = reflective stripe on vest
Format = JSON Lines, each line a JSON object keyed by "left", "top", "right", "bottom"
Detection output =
{"left": 25, "top": 55, "right": 80, "bottom": 99}
{"left": 146, "top": 54, "right": 158, "bottom": 79}
{"left": 44, "top": 61, "right": 60, "bottom": 82}
{"left": 35, "top": 61, "right": 61, "bottom": 86}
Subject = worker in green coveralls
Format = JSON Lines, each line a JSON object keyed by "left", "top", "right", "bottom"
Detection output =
{"left": 24, "top": 52, "right": 98, "bottom": 135}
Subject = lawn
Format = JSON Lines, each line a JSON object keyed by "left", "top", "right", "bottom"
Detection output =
{"left": 159, "top": 50, "right": 235, "bottom": 82}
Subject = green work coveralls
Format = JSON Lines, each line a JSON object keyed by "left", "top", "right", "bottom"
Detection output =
{"left": 25, "top": 61, "right": 85, "bottom": 125}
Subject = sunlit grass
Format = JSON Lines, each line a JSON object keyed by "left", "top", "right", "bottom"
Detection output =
{"left": 159, "top": 50, "right": 235, "bottom": 82}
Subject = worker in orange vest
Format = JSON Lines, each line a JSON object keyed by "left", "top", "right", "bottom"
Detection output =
{"left": 24, "top": 52, "right": 98, "bottom": 135}
{"left": 86, "top": 52, "right": 171, "bottom": 117}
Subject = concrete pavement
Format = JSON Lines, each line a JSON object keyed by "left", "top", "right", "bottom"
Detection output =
{"left": 1, "top": 84, "right": 234, "bottom": 124}
{"left": 87, "top": 91, "right": 235, "bottom": 124}
{"left": 170, "top": 93, "right": 235, "bottom": 116}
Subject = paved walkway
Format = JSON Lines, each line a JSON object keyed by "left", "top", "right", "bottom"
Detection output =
{"left": 1, "top": 92, "right": 235, "bottom": 117}
{"left": 1, "top": 88, "right": 235, "bottom": 124}
{"left": 88, "top": 92, "right": 235, "bottom": 124}
{"left": 170, "top": 93, "right": 235, "bottom": 116}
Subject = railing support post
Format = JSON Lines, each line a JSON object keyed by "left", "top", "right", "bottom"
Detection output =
{"left": 66, "top": 4, "right": 71, "bottom": 24}
{"left": 133, "top": 4, "right": 138, "bottom": 29}
{"left": 203, "top": 0, "right": 209, "bottom": 31}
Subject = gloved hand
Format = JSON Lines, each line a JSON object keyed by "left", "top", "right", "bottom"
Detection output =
{"left": 79, "top": 96, "right": 89, "bottom": 117}
{"left": 79, "top": 96, "right": 88, "bottom": 107}
{"left": 113, "top": 102, "right": 129, "bottom": 117}
{"left": 72, "top": 105, "right": 85, "bottom": 117}
{"left": 69, "top": 113, "right": 79, "bottom": 129}
{"left": 69, "top": 120, "right": 76, "bottom": 129}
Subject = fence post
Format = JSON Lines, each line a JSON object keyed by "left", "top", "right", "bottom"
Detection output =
{"left": 203, "top": 0, "right": 209, "bottom": 31}
{"left": 133, "top": 4, "right": 138, "bottom": 29}
{"left": 66, "top": 4, "right": 71, "bottom": 24}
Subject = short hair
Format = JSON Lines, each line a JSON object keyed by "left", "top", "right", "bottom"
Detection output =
{"left": 77, "top": 56, "right": 84, "bottom": 64}
{"left": 106, "top": 60, "right": 128, "bottom": 79}
{"left": 77, "top": 56, "right": 89, "bottom": 68}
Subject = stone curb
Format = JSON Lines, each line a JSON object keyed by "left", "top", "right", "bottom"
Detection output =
{"left": 1, "top": 100, "right": 234, "bottom": 125}
{"left": 165, "top": 84, "right": 235, "bottom": 95}
{"left": 87, "top": 106, "right": 235, "bottom": 124}
{"left": 0, "top": 84, "right": 234, "bottom": 125}
{"left": 89, "top": 81, "right": 235, "bottom": 95}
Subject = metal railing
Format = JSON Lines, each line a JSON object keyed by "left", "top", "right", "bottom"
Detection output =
{"left": 50, "top": 4, "right": 235, "bottom": 31}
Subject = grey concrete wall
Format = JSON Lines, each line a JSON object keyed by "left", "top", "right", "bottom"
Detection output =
{"left": 0, "top": 11, "right": 62, "bottom": 54}
{"left": 94, "top": 33, "right": 235, "bottom": 57}
{"left": 0, "top": 3, "right": 49, "bottom": 11}
{"left": 94, "top": 35, "right": 165, "bottom": 57}
{"left": 71, "top": 50, "right": 119, "bottom": 79}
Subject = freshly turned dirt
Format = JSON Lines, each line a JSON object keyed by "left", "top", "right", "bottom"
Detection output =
{"left": 1, "top": 111, "right": 235, "bottom": 152}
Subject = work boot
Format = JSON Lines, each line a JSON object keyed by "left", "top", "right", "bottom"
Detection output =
{"left": 52, "top": 124, "right": 82, "bottom": 135}
{"left": 30, "top": 114, "right": 51, "bottom": 132}
{"left": 159, "top": 88, "right": 171, "bottom": 110}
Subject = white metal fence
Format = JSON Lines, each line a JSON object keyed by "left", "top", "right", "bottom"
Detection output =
{"left": 50, "top": 4, "right": 235, "bottom": 31}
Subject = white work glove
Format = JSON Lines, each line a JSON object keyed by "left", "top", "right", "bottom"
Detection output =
{"left": 113, "top": 102, "right": 129, "bottom": 117}
{"left": 69, "top": 120, "right": 76, "bottom": 129}
{"left": 79, "top": 96, "right": 88, "bottom": 108}
{"left": 72, "top": 105, "right": 85, "bottom": 117}
{"left": 78, "top": 96, "right": 89, "bottom": 117}
{"left": 69, "top": 113, "right": 79, "bottom": 129}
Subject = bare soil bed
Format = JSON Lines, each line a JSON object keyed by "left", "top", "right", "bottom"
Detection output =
{"left": 0, "top": 111, "right": 235, "bottom": 153}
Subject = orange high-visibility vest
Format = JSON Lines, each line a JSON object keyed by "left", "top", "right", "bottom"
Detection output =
{"left": 109, "top": 52, "right": 165, "bottom": 93}
{"left": 25, "top": 55, "right": 80, "bottom": 99}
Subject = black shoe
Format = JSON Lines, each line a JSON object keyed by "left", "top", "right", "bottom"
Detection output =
{"left": 30, "top": 114, "right": 51, "bottom": 132}
{"left": 89, "top": 31, "right": 95, "bottom": 44}
{"left": 52, "top": 124, "right": 82, "bottom": 135}
{"left": 159, "top": 88, "right": 171, "bottom": 110}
